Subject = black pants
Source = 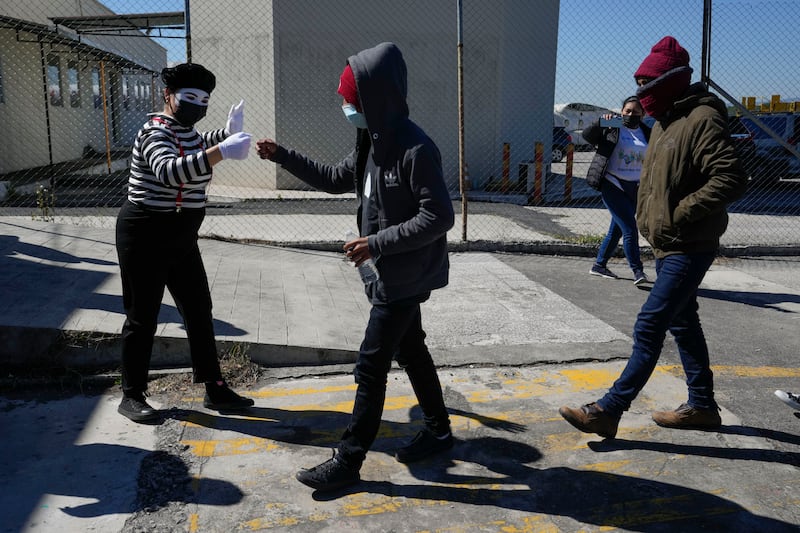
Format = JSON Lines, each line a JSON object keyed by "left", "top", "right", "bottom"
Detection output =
{"left": 337, "top": 297, "right": 450, "bottom": 467}
{"left": 115, "top": 200, "right": 222, "bottom": 395}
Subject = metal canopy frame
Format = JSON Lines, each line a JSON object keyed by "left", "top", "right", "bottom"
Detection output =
{"left": 0, "top": 15, "right": 151, "bottom": 71}
{"left": 50, "top": 12, "right": 185, "bottom": 39}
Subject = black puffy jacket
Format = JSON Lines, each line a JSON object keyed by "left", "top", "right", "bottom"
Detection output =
{"left": 583, "top": 119, "right": 651, "bottom": 190}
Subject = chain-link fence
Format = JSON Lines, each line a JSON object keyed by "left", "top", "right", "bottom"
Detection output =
{"left": 1, "top": 0, "right": 799, "bottom": 250}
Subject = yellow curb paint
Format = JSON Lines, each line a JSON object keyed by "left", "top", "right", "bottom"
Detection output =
{"left": 188, "top": 513, "right": 199, "bottom": 532}
{"left": 581, "top": 459, "right": 634, "bottom": 472}
{"left": 181, "top": 437, "right": 280, "bottom": 457}
{"left": 181, "top": 439, "right": 218, "bottom": 457}
{"left": 558, "top": 368, "right": 620, "bottom": 391}
{"left": 657, "top": 365, "right": 800, "bottom": 378}
{"left": 184, "top": 364, "right": 800, "bottom": 404}
{"left": 248, "top": 384, "right": 357, "bottom": 399}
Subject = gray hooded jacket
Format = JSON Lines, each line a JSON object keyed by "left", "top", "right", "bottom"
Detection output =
{"left": 272, "top": 42, "right": 454, "bottom": 304}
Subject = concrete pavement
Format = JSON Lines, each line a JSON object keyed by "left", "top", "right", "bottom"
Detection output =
{"left": 1, "top": 218, "right": 799, "bottom": 532}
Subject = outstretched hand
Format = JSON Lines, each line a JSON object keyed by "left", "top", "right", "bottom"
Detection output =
{"left": 256, "top": 138, "right": 279, "bottom": 161}
{"left": 218, "top": 132, "right": 252, "bottom": 160}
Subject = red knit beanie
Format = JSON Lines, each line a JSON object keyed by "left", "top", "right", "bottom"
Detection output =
{"left": 634, "top": 36, "right": 690, "bottom": 79}
{"left": 337, "top": 64, "right": 359, "bottom": 108}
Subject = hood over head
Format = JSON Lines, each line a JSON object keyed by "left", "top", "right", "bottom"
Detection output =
{"left": 345, "top": 42, "right": 409, "bottom": 158}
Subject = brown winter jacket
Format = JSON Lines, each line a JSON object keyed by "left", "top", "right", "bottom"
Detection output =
{"left": 636, "top": 83, "right": 748, "bottom": 258}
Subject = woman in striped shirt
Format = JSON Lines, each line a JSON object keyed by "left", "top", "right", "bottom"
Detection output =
{"left": 115, "top": 62, "right": 254, "bottom": 422}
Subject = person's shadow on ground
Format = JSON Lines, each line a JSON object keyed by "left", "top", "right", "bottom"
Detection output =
{"left": 168, "top": 403, "right": 797, "bottom": 531}
{"left": 31, "top": 443, "right": 242, "bottom": 520}
{"left": 319, "top": 436, "right": 797, "bottom": 532}
{"left": 697, "top": 287, "right": 800, "bottom": 312}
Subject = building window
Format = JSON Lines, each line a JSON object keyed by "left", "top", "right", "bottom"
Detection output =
{"left": 123, "top": 75, "right": 133, "bottom": 110}
{"left": 68, "top": 61, "right": 80, "bottom": 107}
{"left": 92, "top": 68, "right": 101, "bottom": 109}
{"left": 143, "top": 80, "right": 151, "bottom": 111}
{"left": 47, "top": 54, "right": 62, "bottom": 106}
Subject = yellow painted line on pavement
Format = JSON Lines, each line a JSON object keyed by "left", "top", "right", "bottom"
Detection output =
{"left": 248, "top": 384, "right": 357, "bottom": 398}
{"left": 178, "top": 363, "right": 800, "bottom": 457}
{"left": 184, "top": 364, "right": 800, "bottom": 406}
{"left": 180, "top": 411, "right": 548, "bottom": 458}
{"left": 188, "top": 513, "right": 199, "bottom": 532}
{"left": 237, "top": 487, "right": 740, "bottom": 531}
{"left": 658, "top": 364, "right": 800, "bottom": 378}
{"left": 182, "top": 437, "right": 281, "bottom": 457}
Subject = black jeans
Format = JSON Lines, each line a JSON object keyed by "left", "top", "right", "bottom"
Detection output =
{"left": 115, "top": 200, "right": 222, "bottom": 395}
{"left": 337, "top": 297, "right": 450, "bottom": 468}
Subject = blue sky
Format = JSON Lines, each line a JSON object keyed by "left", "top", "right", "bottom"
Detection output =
{"left": 555, "top": 0, "right": 799, "bottom": 109}
{"left": 101, "top": 0, "right": 799, "bottom": 111}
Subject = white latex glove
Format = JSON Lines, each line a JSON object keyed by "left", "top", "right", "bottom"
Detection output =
{"left": 218, "top": 132, "right": 252, "bottom": 160}
{"left": 225, "top": 99, "right": 245, "bottom": 135}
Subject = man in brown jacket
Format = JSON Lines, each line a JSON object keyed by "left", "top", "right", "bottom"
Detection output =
{"left": 559, "top": 36, "right": 748, "bottom": 438}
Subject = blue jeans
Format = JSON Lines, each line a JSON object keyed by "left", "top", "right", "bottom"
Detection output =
{"left": 597, "top": 252, "right": 717, "bottom": 417}
{"left": 595, "top": 179, "right": 643, "bottom": 272}
{"left": 337, "top": 297, "right": 450, "bottom": 468}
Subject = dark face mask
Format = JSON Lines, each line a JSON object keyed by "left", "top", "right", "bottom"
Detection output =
{"left": 172, "top": 98, "right": 207, "bottom": 127}
{"left": 622, "top": 114, "right": 642, "bottom": 129}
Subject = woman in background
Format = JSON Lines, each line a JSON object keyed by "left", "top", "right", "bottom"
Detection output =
{"left": 584, "top": 96, "right": 651, "bottom": 286}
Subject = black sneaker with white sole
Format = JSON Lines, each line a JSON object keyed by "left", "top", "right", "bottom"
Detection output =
{"left": 590, "top": 264, "right": 618, "bottom": 279}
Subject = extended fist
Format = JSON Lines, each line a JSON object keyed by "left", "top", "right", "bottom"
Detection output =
{"left": 219, "top": 132, "right": 252, "bottom": 160}
{"left": 256, "top": 138, "right": 279, "bottom": 161}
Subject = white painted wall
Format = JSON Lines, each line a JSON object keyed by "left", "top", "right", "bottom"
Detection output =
{"left": 191, "top": 0, "right": 559, "bottom": 192}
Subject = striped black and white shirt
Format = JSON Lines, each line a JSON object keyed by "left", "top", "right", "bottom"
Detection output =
{"left": 128, "top": 113, "right": 227, "bottom": 211}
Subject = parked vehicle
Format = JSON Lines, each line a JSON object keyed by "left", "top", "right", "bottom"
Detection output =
{"left": 728, "top": 116, "right": 760, "bottom": 179}
{"left": 552, "top": 126, "right": 573, "bottom": 163}
{"left": 735, "top": 113, "right": 800, "bottom": 184}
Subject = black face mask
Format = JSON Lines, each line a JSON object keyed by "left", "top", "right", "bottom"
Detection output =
{"left": 172, "top": 99, "right": 207, "bottom": 127}
{"left": 622, "top": 114, "right": 642, "bottom": 129}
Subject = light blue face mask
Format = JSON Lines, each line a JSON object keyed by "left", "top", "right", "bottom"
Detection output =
{"left": 342, "top": 103, "right": 368, "bottom": 129}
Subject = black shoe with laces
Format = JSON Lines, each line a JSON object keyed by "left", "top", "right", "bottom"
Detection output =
{"left": 296, "top": 452, "right": 360, "bottom": 491}
{"left": 118, "top": 393, "right": 159, "bottom": 422}
{"left": 395, "top": 427, "right": 454, "bottom": 464}
{"left": 203, "top": 382, "right": 254, "bottom": 411}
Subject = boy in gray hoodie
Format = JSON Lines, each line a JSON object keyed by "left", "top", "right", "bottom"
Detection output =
{"left": 257, "top": 42, "right": 454, "bottom": 492}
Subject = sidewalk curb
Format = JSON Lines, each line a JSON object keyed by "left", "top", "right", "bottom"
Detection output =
{"left": 0, "top": 325, "right": 358, "bottom": 372}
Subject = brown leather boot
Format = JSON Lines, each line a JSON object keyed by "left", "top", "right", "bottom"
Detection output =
{"left": 559, "top": 402, "right": 619, "bottom": 438}
{"left": 652, "top": 403, "right": 721, "bottom": 429}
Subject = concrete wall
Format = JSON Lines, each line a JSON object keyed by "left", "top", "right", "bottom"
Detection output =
{"left": 191, "top": 0, "right": 559, "bottom": 192}
{"left": 191, "top": 0, "right": 277, "bottom": 190}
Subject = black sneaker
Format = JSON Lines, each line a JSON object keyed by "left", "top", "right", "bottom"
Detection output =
{"left": 395, "top": 428, "right": 454, "bottom": 464}
{"left": 203, "top": 382, "right": 254, "bottom": 411}
{"left": 590, "top": 264, "right": 618, "bottom": 279}
{"left": 118, "top": 394, "right": 159, "bottom": 422}
{"left": 296, "top": 452, "right": 360, "bottom": 491}
{"left": 633, "top": 269, "right": 651, "bottom": 286}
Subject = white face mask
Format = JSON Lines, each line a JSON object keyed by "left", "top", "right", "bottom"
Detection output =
{"left": 342, "top": 103, "right": 368, "bottom": 129}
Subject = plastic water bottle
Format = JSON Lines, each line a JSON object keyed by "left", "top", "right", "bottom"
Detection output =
{"left": 345, "top": 230, "right": 380, "bottom": 284}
